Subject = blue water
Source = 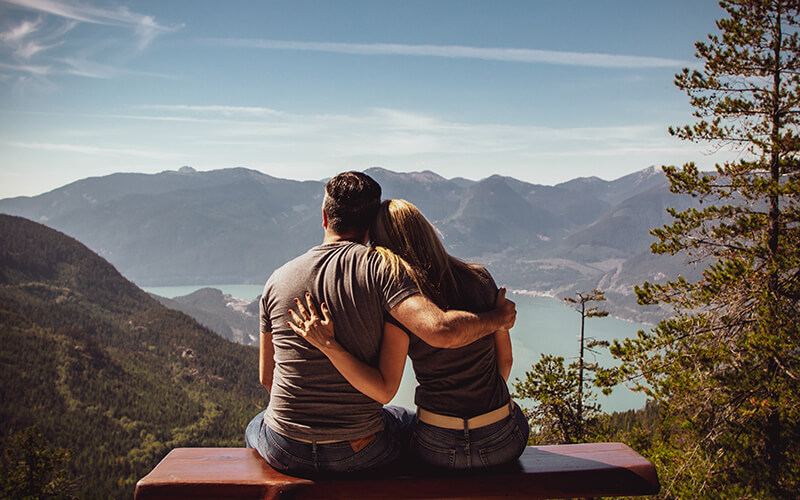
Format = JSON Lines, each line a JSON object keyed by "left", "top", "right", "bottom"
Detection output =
{"left": 142, "top": 285, "right": 650, "bottom": 413}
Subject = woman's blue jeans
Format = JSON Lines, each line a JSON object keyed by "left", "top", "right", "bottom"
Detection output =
{"left": 409, "top": 401, "right": 529, "bottom": 470}
{"left": 245, "top": 406, "right": 415, "bottom": 477}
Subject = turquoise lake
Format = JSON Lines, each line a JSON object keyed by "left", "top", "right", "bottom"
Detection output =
{"left": 143, "top": 285, "right": 651, "bottom": 413}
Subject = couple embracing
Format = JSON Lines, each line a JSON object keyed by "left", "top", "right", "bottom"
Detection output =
{"left": 245, "top": 171, "right": 529, "bottom": 477}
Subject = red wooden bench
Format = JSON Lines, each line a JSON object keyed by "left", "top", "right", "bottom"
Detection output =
{"left": 134, "top": 443, "right": 659, "bottom": 499}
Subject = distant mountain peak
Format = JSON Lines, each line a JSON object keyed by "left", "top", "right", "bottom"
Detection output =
{"left": 365, "top": 167, "right": 446, "bottom": 184}
{"left": 610, "top": 165, "right": 667, "bottom": 193}
{"left": 634, "top": 165, "right": 662, "bottom": 180}
{"left": 575, "top": 176, "right": 605, "bottom": 184}
{"left": 178, "top": 166, "right": 197, "bottom": 174}
{"left": 409, "top": 170, "right": 446, "bottom": 183}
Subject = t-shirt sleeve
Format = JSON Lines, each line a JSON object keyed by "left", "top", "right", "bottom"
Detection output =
{"left": 385, "top": 311, "right": 414, "bottom": 336}
{"left": 259, "top": 295, "right": 270, "bottom": 333}
{"left": 455, "top": 264, "right": 499, "bottom": 311}
{"left": 368, "top": 252, "right": 419, "bottom": 311}
{"left": 480, "top": 266, "right": 499, "bottom": 303}
{"left": 476, "top": 265, "right": 499, "bottom": 309}
{"left": 259, "top": 280, "right": 272, "bottom": 333}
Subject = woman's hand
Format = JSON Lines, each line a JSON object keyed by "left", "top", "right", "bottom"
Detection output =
{"left": 287, "top": 293, "right": 336, "bottom": 351}
{"left": 289, "top": 293, "right": 408, "bottom": 405}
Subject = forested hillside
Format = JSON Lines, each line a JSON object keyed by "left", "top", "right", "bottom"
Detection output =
{"left": 0, "top": 215, "right": 264, "bottom": 498}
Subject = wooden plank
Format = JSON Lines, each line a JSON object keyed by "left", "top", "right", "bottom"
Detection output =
{"left": 133, "top": 448, "right": 312, "bottom": 500}
{"left": 134, "top": 443, "right": 660, "bottom": 500}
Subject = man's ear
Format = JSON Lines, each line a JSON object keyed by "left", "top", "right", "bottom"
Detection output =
{"left": 322, "top": 208, "right": 328, "bottom": 229}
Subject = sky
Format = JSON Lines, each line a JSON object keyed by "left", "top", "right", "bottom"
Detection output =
{"left": 0, "top": 0, "right": 736, "bottom": 199}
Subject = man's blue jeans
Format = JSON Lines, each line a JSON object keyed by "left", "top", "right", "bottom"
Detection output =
{"left": 409, "top": 401, "right": 529, "bottom": 470}
{"left": 245, "top": 406, "right": 415, "bottom": 477}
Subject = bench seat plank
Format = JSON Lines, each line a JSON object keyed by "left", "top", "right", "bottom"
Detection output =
{"left": 135, "top": 443, "right": 659, "bottom": 499}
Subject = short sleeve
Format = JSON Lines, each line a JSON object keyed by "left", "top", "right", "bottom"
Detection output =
{"left": 259, "top": 278, "right": 273, "bottom": 333}
{"left": 365, "top": 251, "right": 419, "bottom": 311}
{"left": 477, "top": 266, "right": 499, "bottom": 303}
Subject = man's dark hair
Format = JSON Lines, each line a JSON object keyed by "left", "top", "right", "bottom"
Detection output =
{"left": 323, "top": 171, "right": 382, "bottom": 237}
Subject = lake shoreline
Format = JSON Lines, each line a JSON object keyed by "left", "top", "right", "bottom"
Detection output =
{"left": 142, "top": 283, "right": 656, "bottom": 326}
{"left": 143, "top": 283, "right": 650, "bottom": 413}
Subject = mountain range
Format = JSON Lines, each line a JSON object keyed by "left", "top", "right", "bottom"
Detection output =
{"left": 0, "top": 166, "right": 701, "bottom": 322}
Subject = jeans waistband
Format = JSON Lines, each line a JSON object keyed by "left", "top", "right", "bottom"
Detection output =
{"left": 289, "top": 432, "right": 377, "bottom": 451}
{"left": 291, "top": 437, "right": 342, "bottom": 444}
{"left": 417, "top": 401, "right": 513, "bottom": 430}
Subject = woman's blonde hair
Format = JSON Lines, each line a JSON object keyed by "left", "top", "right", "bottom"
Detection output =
{"left": 370, "top": 199, "right": 486, "bottom": 310}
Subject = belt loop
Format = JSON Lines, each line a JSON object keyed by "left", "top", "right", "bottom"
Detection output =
{"left": 311, "top": 441, "right": 318, "bottom": 472}
{"left": 463, "top": 418, "right": 471, "bottom": 468}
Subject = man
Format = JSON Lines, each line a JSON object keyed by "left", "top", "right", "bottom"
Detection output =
{"left": 245, "top": 171, "right": 516, "bottom": 477}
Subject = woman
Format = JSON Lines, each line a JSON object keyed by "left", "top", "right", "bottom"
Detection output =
{"left": 288, "top": 199, "right": 528, "bottom": 470}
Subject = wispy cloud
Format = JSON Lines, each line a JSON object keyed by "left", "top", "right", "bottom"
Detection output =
{"left": 7, "top": 140, "right": 180, "bottom": 160}
{"left": 117, "top": 104, "right": 676, "bottom": 160}
{"left": 5, "top": 105, "right": 736, "bottom": 189}
{"left": 58, "top": 57, "right": 120, "bottom": 78}
{"left": 205, "top": 39, "right": 687, "bottom": 69}
{"left": 0, "top": 17, "right": 42, "bottom": 43}
{"left": 0, "top": 17, "right": 70, "bottom": 60}
{"left": 0, "top": 56, "right": 172, "bottom": 80}
{"left": 0, "top": 60, "right": 49, "bottom": 75}
{"left": 1, "top": 0, "right": 179, "bottom": 49}
{"left": 136, "top": 104, "right": 285, "bottom": 117}
{"left": 0, "top": 0, "right": 180, "bottom": 88}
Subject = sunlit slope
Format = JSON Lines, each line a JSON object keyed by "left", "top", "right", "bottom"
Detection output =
{"left": 0, "top": 214, "right": 264, "bottom": 498}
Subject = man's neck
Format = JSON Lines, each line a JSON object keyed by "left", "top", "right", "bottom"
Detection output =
{"left": 322, "top": 230, "right": 366, "bottom": 245}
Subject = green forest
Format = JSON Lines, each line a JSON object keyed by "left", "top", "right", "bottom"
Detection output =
{"left": 514, "top": 1, "right": 800, "bottom": 498}
{"left": 0, "top": 214, "right": 265, "bottom": 498}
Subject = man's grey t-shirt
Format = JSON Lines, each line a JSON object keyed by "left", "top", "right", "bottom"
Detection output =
{"left": 261, "top": 241, "right": 418, "bottom": 441}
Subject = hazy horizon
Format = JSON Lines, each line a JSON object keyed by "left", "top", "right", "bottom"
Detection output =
{"left": 0, "top": 163, "right": 666, "bottom": 200}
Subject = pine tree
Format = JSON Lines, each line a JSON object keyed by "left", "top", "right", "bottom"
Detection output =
{"left": 563, "top": 290, "right": 609, "bottom": 441}
{"left": 611, "top": 1, "right": 800, "bottom": 497}
{"left": 513, "top": 354, "right": 588, "bottom": 444}
{"left": 0, "top": 427, "right": 78, "bottom": 499}
{"left": 514, "top": 290, "right": 610, "bottom": 444}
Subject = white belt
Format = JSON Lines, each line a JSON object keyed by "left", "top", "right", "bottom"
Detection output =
{"left": 418, "top": 402, "right": 512, "bottom": 430}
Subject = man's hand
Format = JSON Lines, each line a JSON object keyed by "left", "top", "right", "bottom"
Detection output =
{"left": 390, "top": 286, "right": 517, "bottom": 349}
{"left": 495, "top": 287, "right": 516, "bottom": 331}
